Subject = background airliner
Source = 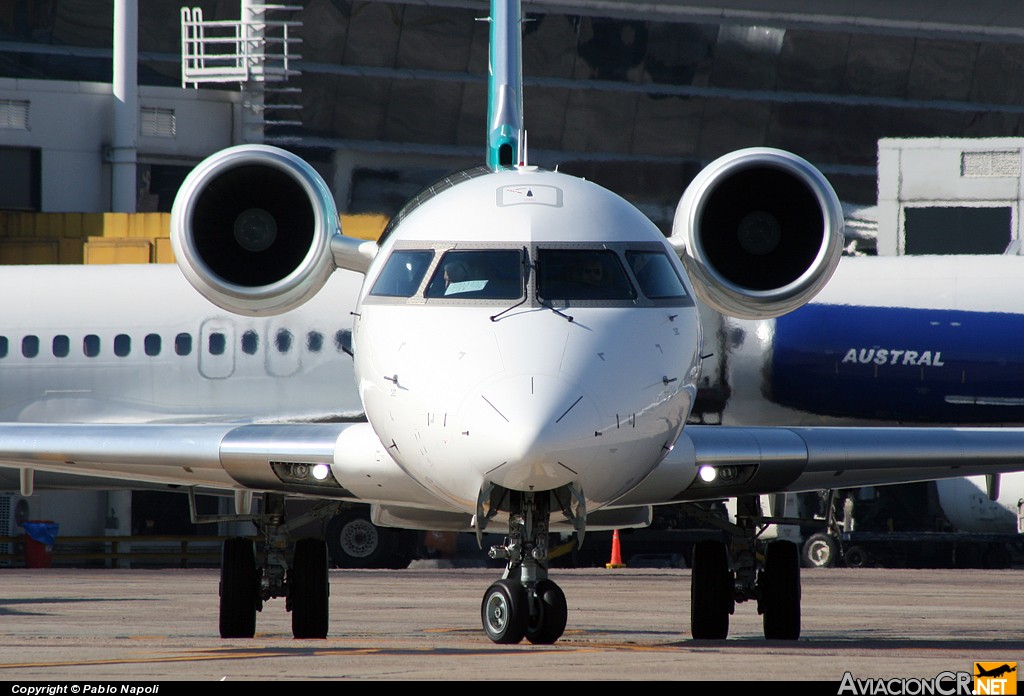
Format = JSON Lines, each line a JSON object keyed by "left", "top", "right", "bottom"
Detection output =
{"left": 3, "top": 0, "right": 1024, "bottom": 646}
{"left": 692, "top": 256, "right": 1024, "bottom": 545}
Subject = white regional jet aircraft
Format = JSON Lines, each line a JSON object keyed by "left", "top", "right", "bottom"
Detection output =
{"left": 5, "top": 0, "right": 1024, "bottom": 644}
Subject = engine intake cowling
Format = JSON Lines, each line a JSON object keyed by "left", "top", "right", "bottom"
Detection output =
{"left": 671, "top": 148, "right": 844, "bottom": 319}
{"left": 170, "top": 144, "right": 339, "bottom": 316}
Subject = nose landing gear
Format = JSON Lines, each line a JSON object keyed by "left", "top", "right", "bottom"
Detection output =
{"left": 480, "top": 490, "right": 569, "bottom": 644}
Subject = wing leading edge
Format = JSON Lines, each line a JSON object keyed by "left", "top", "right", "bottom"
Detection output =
{"left": 0, "top": 422, "right": 447, "bottom": 512}
{"left": 613, "top": 425, "right": 1024, "bottom": 507}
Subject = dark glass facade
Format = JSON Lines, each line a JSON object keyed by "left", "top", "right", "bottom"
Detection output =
{"left": 3, "top": 1, "right": 1024, "bottom": 228}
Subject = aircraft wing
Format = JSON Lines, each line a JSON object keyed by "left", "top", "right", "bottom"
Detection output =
{"left": 3, "top": 421, "right": 1023, "bottom": 516}
{"left": 0, "top": 422, "right": 447, "bottom": 511}
{"left": 614, "top": 425, "right": 1024, "bottom": 507}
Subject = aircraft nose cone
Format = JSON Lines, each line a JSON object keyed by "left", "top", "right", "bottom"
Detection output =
{"left": 458, "top": 374, "right": 601, "bottom": 490}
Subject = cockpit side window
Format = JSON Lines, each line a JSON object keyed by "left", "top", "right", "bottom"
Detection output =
{"left": 537, "top": 249, "right": 635, "bottom": 301}
{"left": 424, "top": 250, "right": 522, "bottom": 299}
{"left": 626, "top": 250, "right": 690, "bottom": 300}
{"left": 369, "top": 250, "right": 434, "bottom": 297}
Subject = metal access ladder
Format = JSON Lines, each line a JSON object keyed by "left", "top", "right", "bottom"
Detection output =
{"left": 180, "top": 2, "right": 303, "bottom": 142}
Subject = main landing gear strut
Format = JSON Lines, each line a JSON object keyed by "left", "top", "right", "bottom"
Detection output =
{"left": 688, "top": 495, "right": 801, "bottom": 641}
{"left": 480, "top": 490, "right": 569, "bottom": 644}
{"left": 197, "top": 492, "right": 334, "bottom": 639}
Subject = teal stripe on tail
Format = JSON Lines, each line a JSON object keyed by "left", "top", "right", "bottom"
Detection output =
{"left": 486, "top": 0, "right": 523, "bottom": 170}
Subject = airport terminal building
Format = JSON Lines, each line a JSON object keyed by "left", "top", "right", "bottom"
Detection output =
{"left": 3, "top": 0, "right": 1024, "bottom": 233}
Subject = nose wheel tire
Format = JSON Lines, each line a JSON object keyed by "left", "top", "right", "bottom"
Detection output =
{"left": 482, "top": 579, "right": 529, "bottom": 644}
{"left": 526, "top": 579, "right": 567, "bottom": 644}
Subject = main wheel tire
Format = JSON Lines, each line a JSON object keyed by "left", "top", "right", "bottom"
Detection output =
{"left": 219, "top": 537, "right": 259, "bottom": 639}
{"left": 481, "top": 579, "right": 528, "bottom": 644}
{"left": 761, "top": 540, "right": 801, "bottom": 640}
{"left": 290, "top": 538, "right": 330, "bottom": 639}
{"left": 325, "top": 508, "right": 411, "bottom": 569}
{"left": 801, "top": 532, "right": 839, "bottom": 568}
{"left": 526, "top": 579, "right": 568, "bottom": 644}
{"left": 690, "top": 539, "right": 732, "bottom": 640}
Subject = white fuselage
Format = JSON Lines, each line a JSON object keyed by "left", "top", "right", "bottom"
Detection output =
{"left": 352, "top": 168, "right": 702, "bottom": 513}
{"left": 0, "top": 264, "right": 364, "bottom": 425}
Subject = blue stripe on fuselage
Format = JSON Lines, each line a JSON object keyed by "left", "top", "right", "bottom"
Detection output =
{"left": 768, "top": 304, "right": 1024, "bottom": 423}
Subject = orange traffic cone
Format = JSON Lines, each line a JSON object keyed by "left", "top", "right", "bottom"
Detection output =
{"left": 605, "top": 529, "right": 626, "bottom": 568}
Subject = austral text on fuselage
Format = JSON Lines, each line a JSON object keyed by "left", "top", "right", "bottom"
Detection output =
{"left": 841, "top": 348, "right": 946, "bottom": 367}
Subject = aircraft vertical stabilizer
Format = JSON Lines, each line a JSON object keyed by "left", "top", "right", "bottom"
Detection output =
{"left": 486, "top": 0, "right": 523, "bottom": 169}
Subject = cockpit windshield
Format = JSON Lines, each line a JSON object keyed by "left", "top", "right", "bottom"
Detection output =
{"left": 625, "top": 250, "right": 690, "bottom": 300}
{"left": 536, "top": 249, "right": 636, "bottom": 301}
{"left": 369, "top": 249, "right": 434, "bottom": 297}
{"left": 366, "top": 243, "right": 691, "bottom": 308}
{"left": 424, "top": 249, "right": 523, "bottom": 299}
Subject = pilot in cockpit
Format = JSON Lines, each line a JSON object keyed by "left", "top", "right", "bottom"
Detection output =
{"left": 579, "top": 260, "right": 606, "bottom": 287}
{"left": 443, "top": 259, "right": 472, "bottom": 294}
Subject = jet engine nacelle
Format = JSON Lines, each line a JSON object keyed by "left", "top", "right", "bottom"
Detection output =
{"left": 671, "top": 148, "right": 844, "bottom": 320}
{"left": 170, "top": 145, "right": 338, "bottom": 316}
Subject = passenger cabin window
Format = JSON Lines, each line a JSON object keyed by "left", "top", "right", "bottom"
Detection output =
{"left": 22, "top": 335, "right": 38, "bottom": 358}
{"left": 175, "top": 333, "right": 192, "bottom": 356}
{"left": 276, "top": 329, "right": 293, "bottom": 353}
{"left": 370, "top": 250, "right": 434, "bottom": 297}
{"left": 114, "top": 334, "right": 131, "bottom": 357}
{"left": 334, "top": 330, "right": 352, "bottom": 355}
{"left": 208, "top": 332, "right": 226, "bottom": 356}
{"left": 52, "top": 335, "right": 69, "bottom": 358}
{"left": 241, "top": 330, "right": 259, "bottom": 355}
{"left": 144, "top": 334, "right": 161, "bottom": 356}
{"left": 424, "top": 250, "right": 522, "bottom": 299}
{"left": 83, "top": 334, "right": 100, "bottom": 357}
{"left": 307, "top": 331, "right": 323, "bottom": 352}
{"left": 537, "top": 249, "right": 635, "bottom": 301}
{"left": 0, "top": 336, "right": 7, "bottom": 358}
{"left": 626, "top": 251, "right": 690, "bottom": 300}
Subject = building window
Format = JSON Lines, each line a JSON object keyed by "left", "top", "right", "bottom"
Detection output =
{"left": 140, "top": 106, "right": 175, "bottom": 137}
{"left": 0, "top": 100, "right": 29, "bottom": 131}
{"left": 0, "top": 146, "right": 40, "bottom": 211}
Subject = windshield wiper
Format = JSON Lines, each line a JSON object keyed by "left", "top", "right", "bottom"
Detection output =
{"left": 490, "top": 246, "right": 531, "bottom": 322}
{"left": 539, "top": 301, "right": 574, "bottom": 322}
